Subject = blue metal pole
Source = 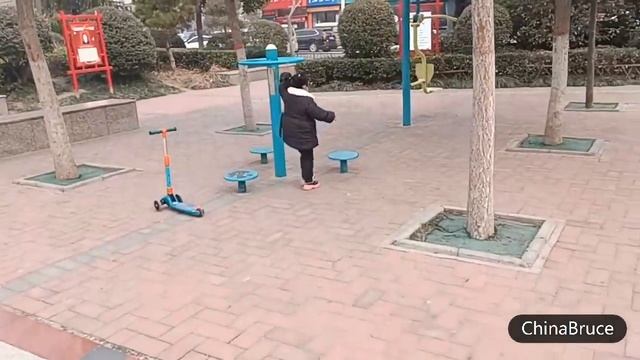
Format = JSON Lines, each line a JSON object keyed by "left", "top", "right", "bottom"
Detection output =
{"left": 266, "top": 45, "right": 287, "bottom": 177}
{"left": 401, "top": 0, "right": 411, "bottom": 127}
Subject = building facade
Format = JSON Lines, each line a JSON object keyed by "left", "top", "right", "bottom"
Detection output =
{"left": 306, "top": 0, "right": 353, "bottom": 28}
{"left": 262, "top": 0, "right": 310, "bottom": 29}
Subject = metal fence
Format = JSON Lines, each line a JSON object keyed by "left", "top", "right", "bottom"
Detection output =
{"left": 297, "top": 51, "right": 345, "bottom": 60}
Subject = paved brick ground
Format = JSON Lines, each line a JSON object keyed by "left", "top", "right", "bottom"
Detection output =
{"left": 1, "top": 83, "right": 640, "bottom": 360}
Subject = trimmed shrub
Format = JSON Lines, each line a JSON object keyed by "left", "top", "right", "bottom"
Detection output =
{"left": 244, "top": 20, "right": 288, "bottom": 54}
{"left": 338, "top": 0, "right": 397, "bottom": 58}
{"left": 86, "top": 6, "right": 156, "bottom": 76}
{"left": 156, "top": 49, "right": 237, "bottom": 71}
{"left": 150, "top": 29, "right": 186, "bottom": 49}
{"left": 0, "top": 6, "right": 53, "bottom": 83}
{"left": 450, "top": 4, "right": 513, "bottom": 54}
{"left": 205, "top": 33, "right": 233, "bottom": 50}
{"left": 296, "top": 47, "right": 640, "bottom": 88}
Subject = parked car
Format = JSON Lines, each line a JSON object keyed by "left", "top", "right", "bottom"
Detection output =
{"left": 179, "top": 31, "right": 196, "bottom": 42}
{"left": 295, "top": 28, "right": 338, "bottom": 52}
{"left": 184, "top": 35, "right": 212, "bottom": 49}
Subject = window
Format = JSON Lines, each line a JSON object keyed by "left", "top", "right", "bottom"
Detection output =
{"left": 313, "top": 11, "right": 338, "bottom": 24}
{"left": 296, "top": 30, "right": 316, "bottom": 37}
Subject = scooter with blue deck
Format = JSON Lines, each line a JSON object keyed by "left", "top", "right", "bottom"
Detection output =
{"left": 149, "top": 127, "right": 204, "bottom": 217}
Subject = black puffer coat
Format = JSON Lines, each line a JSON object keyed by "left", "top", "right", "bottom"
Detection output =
{"left": 280, "top": 84, "right": 335, "bottom": 151}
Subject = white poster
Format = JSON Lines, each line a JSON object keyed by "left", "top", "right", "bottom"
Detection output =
{"left": 409, "top": 11, "right": 432, "bottom": 51}
{"left": 77, "top": 47, "right": 100, "bottom": 64}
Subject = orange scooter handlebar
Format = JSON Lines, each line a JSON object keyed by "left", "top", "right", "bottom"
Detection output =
{"left": 149, "top": 127, "right": 177, "bottom": 135}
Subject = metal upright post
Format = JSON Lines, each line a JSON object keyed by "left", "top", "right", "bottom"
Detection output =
{"left": 265, "top": 45, "right": 287, "bottom": 178}
{"left": 401, "top": 0, "right": 411, "bottom": 127}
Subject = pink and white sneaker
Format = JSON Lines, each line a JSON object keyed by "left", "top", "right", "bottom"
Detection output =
{"left": 302, "top": 180, "right": 320, "bottom": 191}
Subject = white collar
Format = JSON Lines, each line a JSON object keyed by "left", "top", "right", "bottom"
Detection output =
{"left": 287, "top": 87, "right": 315, "bottom": 99}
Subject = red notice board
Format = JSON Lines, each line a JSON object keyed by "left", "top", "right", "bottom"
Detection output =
{"left": 59, "top": 11, "right": 114, "bottom": 95}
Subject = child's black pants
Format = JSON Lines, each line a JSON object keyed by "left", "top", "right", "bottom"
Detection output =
{"left": 299, "top": 149, "right": 314, "bottom": 183}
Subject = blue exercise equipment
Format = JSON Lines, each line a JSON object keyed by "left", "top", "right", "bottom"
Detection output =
{"left": 250, "top": 146, "right": 274, "bottom": 164}
{"left": 238, "top": 45, "right": 304, "bottom": 178}
{"left": 224, "top": 169, "right": 259, "bottom": 193}
{"left": 149, "top": 127, "right": 204, "bottom": 217}
{"left": 328, "top": 150, "right": 359, "bottom": 173}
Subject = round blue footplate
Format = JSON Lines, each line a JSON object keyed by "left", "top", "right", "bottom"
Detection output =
{"left": 224, "top": 170, "right": 259, "bottom": 182}
{"left": 328, "top": 150, "right": 359, "bottom": 161}
{"left": 250, "top": 147, "right": 274, "bottom": 155}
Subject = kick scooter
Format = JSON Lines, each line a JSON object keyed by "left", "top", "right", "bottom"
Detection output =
{"left": 149, "top": 127, "right": 204, "bottom": 217}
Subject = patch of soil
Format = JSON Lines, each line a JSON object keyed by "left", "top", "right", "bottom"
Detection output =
{"left": 4, "top": 73, "right": 182, "bottom": 114}
{"left": 154, "top": 67, "right": 230, "bottom": 90}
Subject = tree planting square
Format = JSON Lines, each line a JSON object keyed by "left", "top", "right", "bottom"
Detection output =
{"left": 564, "top": 102, "right": 621, "bottom": 112}
{"left": 14, "top": 163, "right": 137, "bottom": 191}
{"left": 217, "top": 123, "right": 272, "bottom": 136}
{"left": 388, "top": 206, "right": 565, "bottom": 272}
{"left": 506, "top": 134, "right": 605, "bottom": 156}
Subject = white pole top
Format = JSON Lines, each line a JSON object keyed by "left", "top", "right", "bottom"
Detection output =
{"left": 266, "top": 44, "right": 277, "bottom": 50}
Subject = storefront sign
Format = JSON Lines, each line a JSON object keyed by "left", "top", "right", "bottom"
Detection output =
{"left": 308, "top": 0, "right": 339, "bottom": 7}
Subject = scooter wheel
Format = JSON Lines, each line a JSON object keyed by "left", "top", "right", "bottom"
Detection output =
{"left": 153, "top": 200, "right": 161, "bottom": 211}
{"left": 176, "top": 194, "right": 183, "bottom": 203}
{"left": 197, "top": 208, "right": 205, "bottom": 217}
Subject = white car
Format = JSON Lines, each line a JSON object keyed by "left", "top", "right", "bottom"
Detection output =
{"left": 184, "top": 35, "right": 212, "bottom": 49}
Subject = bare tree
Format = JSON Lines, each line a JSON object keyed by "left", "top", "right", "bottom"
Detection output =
{"left": 196, "top": 0, "right": 205, "bottom": 48}
{"left": 225, "top": 0, "right": 256, "bottom": 131}
{"left": 544, "top": 0, "right": 571, "bottom": 145}
{"left": 17, "top": 0, "right": 79, "bottom": 180}
{"left": 585, "top": 0, "right": 597, "bottom": 108}
{"left": 467, "top": 0, "right": 496, "bottom": 240}
{"left": 286, "top": 0, "right": 302, "bottom": 54}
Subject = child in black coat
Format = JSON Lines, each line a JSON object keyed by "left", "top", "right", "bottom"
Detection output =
{"left": 279, "top": 72, "right": 335, "bottom": 191}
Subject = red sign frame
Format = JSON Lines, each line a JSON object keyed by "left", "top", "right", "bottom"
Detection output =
{"left": 59, "top": 11, "right": 114, "bottom": 96}
{"left": 397, "top": 0, "right": 445, "bottom": 55}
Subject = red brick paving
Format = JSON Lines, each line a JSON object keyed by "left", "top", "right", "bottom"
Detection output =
{"left": 0, "top": 308, "right": 132, "bottom": 359}
{"left": 0, "top": 83, "right": 640, "bottom": 359}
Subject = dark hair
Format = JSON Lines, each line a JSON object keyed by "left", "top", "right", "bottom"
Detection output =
{"left": 289, "top": 72, "right": 308, "bottom": 89}
{"left": 280, "top": 72, "right": 293, "bottom": 91}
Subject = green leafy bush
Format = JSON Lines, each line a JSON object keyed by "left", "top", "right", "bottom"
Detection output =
{"left": 86, "top": 6, "right": 156, "bottom": 76}
{"left": 150, "top": 29, "right": 186, "bottom": 48}
{"left": 450, "top": 4, "right": 513, "bottom": 54}
{"left": 506, "top": 0, "right": 591, "bottom": 51}
{"left": 244, "top": 20, "right": 288, "bottom": 54}
{"left": 598, "top": 2, "right": 640, "bottom": 47}
{"left": 0, "top": 6, "right": 53, "bottom": 83}
{"left": 156, "top": 49, "right": 237, "bottom": 71}
{"left": 296, "top": 48, "right": 640, "bottom": 88}
{"left": 46, "top": 46, "right": 69, "bottom": 78}
{"left": 338, "top": 0, "right": 397, "bottom": 58}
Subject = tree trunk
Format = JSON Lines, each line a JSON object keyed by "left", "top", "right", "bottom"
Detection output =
{"left": 196, "top": 0, "right": 205, "bottom": 49}
{"left": 287, "top": 1, "right": 300, "bottom": 54}
{"left": 544, "top": 0, "right": 571, "bottom": 146}
{"left": 167, "top": 41, "right": 176, "bottom": 71}
{"left": 225, "top": 0, "right": 255, "bottom": 131}
{"left": 467, "top": 0, "right": 496, "bottom": 240}
{"left": 586, "top": 0, "right": 597, "bottom": 108}
{"left": 17, "top": 0, "right": 79, "bottom": 180}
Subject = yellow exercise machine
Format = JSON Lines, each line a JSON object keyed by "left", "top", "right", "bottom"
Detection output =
{"left": 410, "top": 13, "right": 457, "bottom": 94}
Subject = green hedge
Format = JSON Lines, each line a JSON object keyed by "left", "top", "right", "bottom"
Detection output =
{"left": 296, "top": 48, "right": 640, "bottom": 88}
{"left": 155, "top": 47, "right": 292, "bottom": 71}
{"left": 156, "top": 49, "right": 237, "bottom": 71}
